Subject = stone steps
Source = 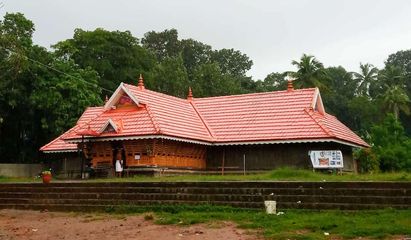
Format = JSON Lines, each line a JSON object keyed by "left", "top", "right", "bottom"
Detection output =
{"left": 0, "top": 187, "right": 409, "bottom": 196}
{"left": 0, "top": 193, "right": 409, "bottom": 204}
{"left": 0, "top": 181, "right": 409, "bottom": 211}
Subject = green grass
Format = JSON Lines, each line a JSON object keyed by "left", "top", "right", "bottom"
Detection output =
{"left": 89, "top": 167, "right": 411, "bottom": 182}
{"left": 105, "top": 204, "right": 411, "bottom": 239}
{"left": 1, "top": 168, "right": 410, "bottom": 183}
{"left": 0, "top": 175, "right": 40, "bottom": 183}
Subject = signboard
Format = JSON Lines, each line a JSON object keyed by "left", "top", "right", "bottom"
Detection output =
{"left": 134, "top": 153, "right": 141, "bottom": 160}
{"left": 309, "top": 150, "right": 343, "bottom": 169}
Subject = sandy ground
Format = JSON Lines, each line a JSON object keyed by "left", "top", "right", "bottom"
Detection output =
{"left": 0, "top": 209, "right": 261, "bottom": 240}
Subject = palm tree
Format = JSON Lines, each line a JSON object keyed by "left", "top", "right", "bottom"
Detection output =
{"left": 289, "top": 54, "right": 326, "bottom": 89}
{"left": 353, "top": 63, "right": 378, "bottom": 97}
{"left": 378, "top": 65, "right": 405, "bottom": 89}
{"left": 381, "top": 84, "right": 410, "bottom": 120}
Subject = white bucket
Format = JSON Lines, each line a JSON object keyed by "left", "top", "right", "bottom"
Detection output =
{"left": 264, "top": 200, "right": 277, "bottom": 214}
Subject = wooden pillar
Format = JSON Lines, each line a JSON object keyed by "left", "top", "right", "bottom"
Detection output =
{"left": 221, "top": 148, "right": 225, "bottom": 175}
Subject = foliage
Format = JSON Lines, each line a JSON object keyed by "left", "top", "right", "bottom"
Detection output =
{"left": 255, "top": 72, "right": 287, "bottom": 92}
{"left": 41, "top": 169, "right": 51, "bottom": 175}
{"left": 191, "top": 63, "right": 242, "bottom": 97}
{"left": 53, "top": 28, "right": 157, "bottom": 92}
{"left": 142, "top": 29, "right": 255, "bottom": 96}
{"left": 353, "top": 63, "right": 378, "bottom": 97}
{"left": 1, "top": 12, "right": 411, "bottom": 170}
{"left": 0, "top": 13, "right": 102, "bottom": 162}
{"left": 354, "top": 148, "right": 379, "bottom": 173}
{"left": 370, "top": 114, "right": 411, "bottom": 171}
{"left": 379, "top": 85, "right": 410, "bottom": 120}
{"left": 148, "top": 56, "right": 189, "bottom": 98}
{"left": 289, "top": 54, "right": 327, "bottom": 90}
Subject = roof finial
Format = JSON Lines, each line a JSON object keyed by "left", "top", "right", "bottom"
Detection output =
{"left": 187, "top": 87, "right": 193, "bottom": 101}
{"left": 287, "top": 79, "right": 294, "bottom": 92}
{"left": 138, "top": 73, "right": 145, "bottom": 90}
{"left": 105, "top": 95, "right": 109, "bottom": 103}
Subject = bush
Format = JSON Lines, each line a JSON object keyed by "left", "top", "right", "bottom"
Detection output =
{"left": 370, "top": 114, "right": 411, "bottom": 172}
{"left": 354, "top": 148, "right": 379, "bottom": 173}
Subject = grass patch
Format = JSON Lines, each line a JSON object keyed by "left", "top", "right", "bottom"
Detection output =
{"left": 0, "top": 168, "right": 410, "bottom": 183}
{"left": 104, "top": 204, "right": 411, "bottom": 239}
{"left": 89, "top": 167, "right": 411, "bottom": 182}
{"left": 0, "top": 175, "right": 40, "bottom": 183}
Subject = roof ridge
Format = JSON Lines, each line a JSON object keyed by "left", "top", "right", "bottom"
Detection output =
{"left": 304, "top": 108, "right": 335, "bottom": 137}
{"left": 189, "top": 101, "right": 214, "bottom": 139}
{"left": 123, "top": 83, "right": 188, "bottom": 103}
{"left": 144, "top": 103, "right": 162, "bottom": 134}
{"left": 195, "top": 88, "right": 317, "bottom": 100}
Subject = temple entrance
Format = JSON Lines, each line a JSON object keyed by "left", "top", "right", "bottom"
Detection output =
{"left": 111, "top": 141, "right": 126, "bottom": 169}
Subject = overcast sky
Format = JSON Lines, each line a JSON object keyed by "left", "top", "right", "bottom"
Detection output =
{"left": 2, "top": 0, "right": 411, "bottom": 80}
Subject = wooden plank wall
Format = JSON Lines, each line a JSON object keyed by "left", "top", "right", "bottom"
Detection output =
{"left": 153, "top": 139, "right": 206, "bottom": 169}
{"left": 89, "top": 142, "right": 113, "bottom": 167}
{"left": 124, "top": 139, "right": 153, "bottom": 166}
{"left": 88, "top": 139, "right": 207, "bottom": 170}
{"left": 207, "top": 143, "right": 354, "bottom": 171}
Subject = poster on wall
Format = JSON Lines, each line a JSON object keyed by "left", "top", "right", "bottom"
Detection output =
{"left": 308, "top": 150, "right": 343, "bottom": 169}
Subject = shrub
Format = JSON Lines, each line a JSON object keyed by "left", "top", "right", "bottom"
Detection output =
{"left": 354, "top": 148, "right": 379, "bottom": 173}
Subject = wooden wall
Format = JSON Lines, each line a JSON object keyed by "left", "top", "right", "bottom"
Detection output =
{"left": 152, "top": 139, "right": 206, "bottom": 169}
{"left": 124, "top": 139, "right": 154, "bottom": 166}
{"left": 206, "top": 142, "right": 354, "bottom": 171}
{"left": 88, "top": 141, "right": 113, "bottom": 167}
{"left": 87, "top": 140, "right": 355, "bottom": 172}
{"left": 87, "top": 139, "right": 206, "bottom": 170}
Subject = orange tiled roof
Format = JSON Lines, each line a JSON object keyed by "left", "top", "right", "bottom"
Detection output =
{"left": 40, "top": 81, "right": 369, "bottom": 152}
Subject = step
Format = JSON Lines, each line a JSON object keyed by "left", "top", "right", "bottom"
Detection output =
{"left": 0, "top": 193, "right": 409, "bottom": 205}
{"left": 0, "top": 182, "right": 410, "bottom": 190}
{"left": 0, "top": 187, "right": 408, "bottom": 197}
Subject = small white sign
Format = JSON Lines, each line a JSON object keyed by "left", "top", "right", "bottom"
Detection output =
{"left": 309, "top": 150, "right": 343, "bottom": 169}
{"left": 134, "top": 154, "right": 141, "bottom": 160}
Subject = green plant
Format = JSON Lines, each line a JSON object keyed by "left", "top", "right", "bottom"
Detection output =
{"left": 41, "top": 169, "right": 52, "bottom": 176}
{"left": 354, "top": 148, "right": 379, "bottom": 173}
{"left": 144, "top": 213, "right": 154, "bottom": 221}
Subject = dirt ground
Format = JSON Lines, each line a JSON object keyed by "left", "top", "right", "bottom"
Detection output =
{"left": 0, "top": 209, "right": 261, "bottom": 240}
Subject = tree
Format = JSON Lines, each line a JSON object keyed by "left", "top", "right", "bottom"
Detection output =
{"left": 179, "top": 39, "right": 212, "bottom": 77}
{"left": 257, "top": 72, "right": 287, "bottom": 92}
{"left": 210, "top": 48, "right": 253, "bottom": 77}
{"left": 53, "top": 28, "right": 156, "bottom": 92}
{"left": 386, "top": 49, "right": 411, "bottom": 85}
{"left": 191, "top": 63, "right": 241, "bottom": 97}
{"left": 322, "top": 66, "right": 362, "bottom": 130}
{"left": 0, "top": 13, "right": 36, "bottom": 162}
{"left": 30, "top": 58, "right": 102, "bottom": 135}
{"left": 290, "top": 54, "right": 327, "bottom": 89}
{"left": 141, "top": 29, "right": 180, "bottom": 61}
{"left": 380, "top": 85, "right": 410, "bottom": 120}
{"left": 384, "top": 50, "right": 411, "bottom": 136}
{"left": 353, "top": 63, "right": 378, "bottom": 97}
{"left": 149, "top": 56, "right": 189, "bottom": 98}
{"left": 0, "top": 13, "right": 103, "bottom": 163}
{"left": 370, "top": 114, "right": 411, "bottom": 171}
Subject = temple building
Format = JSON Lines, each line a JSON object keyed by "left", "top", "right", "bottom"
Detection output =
{"left": 40, "top": 75, "right": 369, "bottom": 175}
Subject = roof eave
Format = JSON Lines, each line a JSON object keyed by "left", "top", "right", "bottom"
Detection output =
{"left": 42, "top": 149, "right": 78, "bottom": 154}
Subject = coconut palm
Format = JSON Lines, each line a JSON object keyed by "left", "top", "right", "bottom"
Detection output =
{"left": 378, "top": 65, "right": 405, "bottom": 88}
{"left": 353, "top": 63, "right": 378, "bottom": 97}
{"left": 289, "top": 54, "right": 326, "bottom": 89}
{"left": 381, "top": 84, "right": 410, "bottom": 120}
